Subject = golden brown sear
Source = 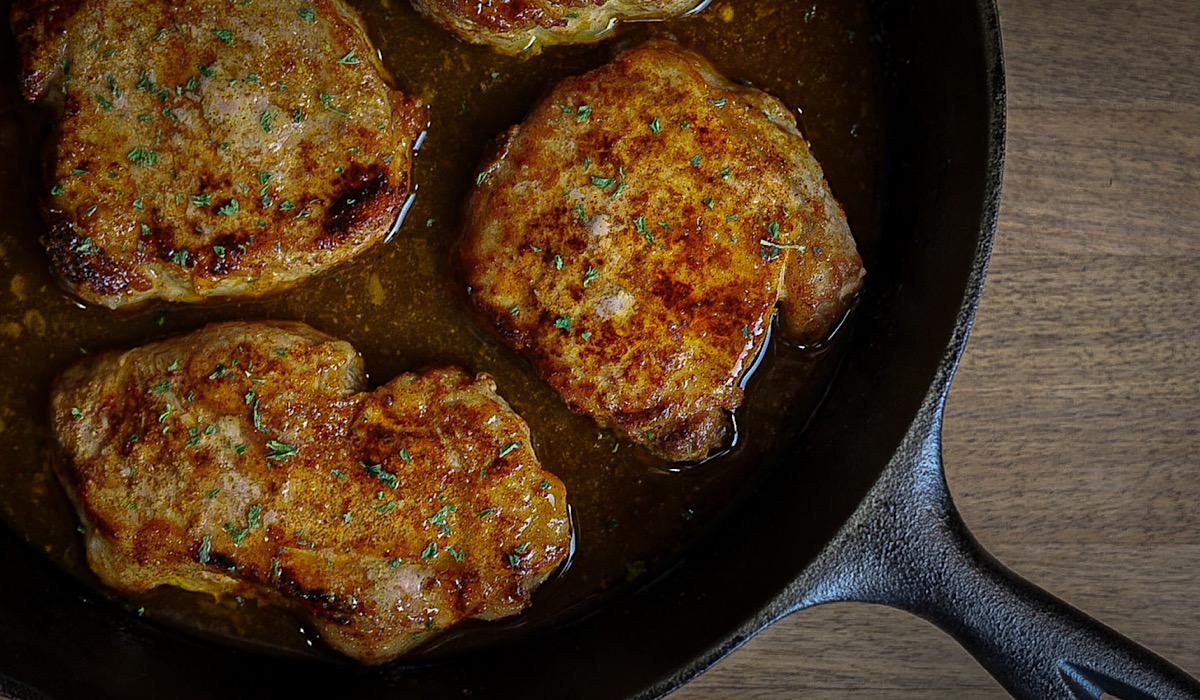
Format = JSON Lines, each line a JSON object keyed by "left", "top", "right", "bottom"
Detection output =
{"left": 457, "top": 41, "right": 864, "bottom": 462}
{"left": 12, "top": 0, "right": 425, "bottom": 308}
{"left": 410, "top": 0, "right": 706, "bottom": 54}
{"left": 50, "top": 321, "right": 571, "bottom": 664}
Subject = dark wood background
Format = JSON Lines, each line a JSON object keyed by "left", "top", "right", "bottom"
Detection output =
{"left": 675, "top": 0, "right": 1199, "bottom": 696}
{"left": 1, "top": 1, "right": 1192, "bottom": 698}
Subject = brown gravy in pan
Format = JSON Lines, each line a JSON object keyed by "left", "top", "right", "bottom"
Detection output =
{"left": 0, "top": 0, "right": 881, "bottom": 659}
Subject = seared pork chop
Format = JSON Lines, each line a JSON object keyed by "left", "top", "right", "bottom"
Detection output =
{"left": 13, "top": 0, "right": 425, "bottom": 308}
{"left": 50, "top": 321, "right": 571, "bottom": 664}
{"left": 458, "top": 41, "right": 864, "bottom": 462}
{"left": 410, "top": 0, "right": 706, "bottom": 54}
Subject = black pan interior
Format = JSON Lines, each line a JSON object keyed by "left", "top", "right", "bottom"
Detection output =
{"left": 0, "top": 0, "right": 1000, "bottom": 697}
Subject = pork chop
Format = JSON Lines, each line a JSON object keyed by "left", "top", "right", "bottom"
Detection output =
{"left": 50, "top": 321, "right": 571, "bottom": 664}
{"left": 410, "top": 0, "right": 706, "bottom": 54}
{"left": 457, "top": 41, "right": 864, "bottom": 462}
{"left": 13, "top": 0, "right": 425, "bottom": 308}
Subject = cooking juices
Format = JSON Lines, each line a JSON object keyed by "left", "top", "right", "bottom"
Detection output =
{"left": 0, "top": 0, "right": 881, "bottom": 659}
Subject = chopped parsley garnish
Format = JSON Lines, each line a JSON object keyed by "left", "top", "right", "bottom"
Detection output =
{"left": 197, "top": 535, "right": 212, "bottom": 563}
{"left": 70, "top": 407, "right": 83, "bottom": 419}
{"left": 575, "top": 105, "right": 592, "bottom": 123}
{"left": 150, "top": 379, "right": 172, "bottom": 393}
{"left": 429, "top": 504, "right": 456, "bottom": 531}
{"left": 318, "top": 92, "right": 350, "bottom": 117}
{"left": 583, "top": 267, "right": 599, "bottom": 287}
{"left": 212, "top": 29, "right": 234, "bottom": 45}
{"left": 223, "top": 522, "right": 248, "bottom": 545}
{"left": 259, "top": 111, "right": 272, "bottom": 133}
{"left": 591, "top": 176, "right": 615, "bottom": 189}
{"left": 127, "top": 147, "right": 158, "bottom": 167}
{"left": 217, "top": 199, "right": 240, "bottom": 216}
{"left": 297, "top": 7, "right": 316, "bottom": 22}
{"left": 553, "top": 315, "right": 572, "bottom": 330}
{"left": 265, "top": 440, "right": 298, "bottom": 460}
{"left": 498, "top": 441, "right": 522, "bottom": 458}
{"left": 420, "top": 542, "right": 438, "bottom": 560}
{"left": 361, "top": 461, "right": 398, "bottom": 488}
{"left": 337, "top": 50, "right": 360, "bottom": 65}
{"left": 649, "top": 117, "right": 661, "bottom": 133}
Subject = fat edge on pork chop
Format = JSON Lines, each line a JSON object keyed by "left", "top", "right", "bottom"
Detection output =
{"left": 410, "top": 0, "right": 707, "bottom": 54}
{"left": 12, "top": 0, "right": 425, "bottom": 308}
{"left": 50, "top": 321, "right": 572, "bottom": 664}
{"left": 458, "top": 40, "right": 865, "bottom": 462}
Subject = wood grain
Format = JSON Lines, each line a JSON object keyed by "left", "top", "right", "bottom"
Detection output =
{"left": 675, "top": 0, "right": 1200, "bottom": 696}
{"left": 1, "top": 1, "right": 1193, "bottom": 698}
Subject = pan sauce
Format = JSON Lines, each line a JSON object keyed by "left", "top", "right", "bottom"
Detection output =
{"left": 0, "top": 0, "right": 881, "bottom": 659}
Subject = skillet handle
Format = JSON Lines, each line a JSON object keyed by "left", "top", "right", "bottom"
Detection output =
{"left": 797, "top": 407, "right": 1200, "bottom": 699}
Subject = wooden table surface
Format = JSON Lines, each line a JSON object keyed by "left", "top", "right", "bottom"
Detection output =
{"left": 676, "top": 0, "right": 1200, "bottom": 697}
{"left": 0, "top": 2, "right": 1192, "bottom": 699}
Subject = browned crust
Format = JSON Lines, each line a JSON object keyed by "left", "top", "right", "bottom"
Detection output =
{"left": 458, "top": 41, "right": 864, "bottom": 461}
{"left": 50, "top": 321, "right": 571, "bottom": 663}
{"left": 14, "top": 0, "right": 426, "bottom": 307}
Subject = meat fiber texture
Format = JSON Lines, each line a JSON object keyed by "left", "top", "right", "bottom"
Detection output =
{"left": 458, "top": 41, "right": 865, "bottom": 462}
{"left": 13, "top": 0, "right": 425, "bottom": 308}
{"left": 410, "top": 0, "right": 706, "bottom": 53}
{"left": 50, "top": 321, "right": 572, "bottom": 664}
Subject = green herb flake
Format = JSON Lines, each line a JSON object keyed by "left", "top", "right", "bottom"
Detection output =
{"left": 583, "top": 267, "right": 599, "bottom": 287}
{"left": 553, "top": 315, "right": 572, "bottom": 330}
{"left": 297, "top": 7, "right": 316, "bottom": 22}
{"left": 247, "top": 504, "right": 262, "bottom": 529}
{"left": 259, "top": 110, "right": 272, "bottom": 133}
{"left": 127, "top": 147, "right": 158, "bottom": 167}
{"left": 223, "top": 522, "right": 248, "bottom": 545}
{"left": 318, "top": 92, "right": 350, "bottom": 117}
{"left": 498, "top": 441, "right": 522, "bottom": 458}
{"left": 337, "top": 50, "right": 360, "bottom": 65}
{"left": 217, "top": 199, "right": 240, "bottom": 216}
{"left": 150, "top": 379, "right": 172, "bottom": 393}
{"left": 649, "top": 117, "right": 661, "bottom": 133}
{"left": 361, "top": 461, "right": 399, "bottom": 488}
{"left": 265, "top": 440, "right": 298, "bottom": 461}
{"left": 95, "top": 95, "right": 113, "bottom": 112}
{"left": 50, "top": 184, "right": 64, "bottom": 196}
{"left": 152, "top": 28, "right": 167, "bottom": 41}
{"left": 575, "top": 105, "right": 592, "bottom": 123}
{"left": 208, "top": 364, "right": 227, "bottom": 379}
{"left": 420, "top": 542, "right": 438, "bottom": 560}
{"left": 591, "top": 176, "right": 615, "bottom": 189}
{"left": 70, "top": 407, "right": 83, "bottom": 419}
{"left": 197, "top": 535, "right": 212, "bottom": 563}
{"left": 690, "top": 154, "right": 702, "bottom": 167}
{"left": 212, "top": 29, "right": 234, "bottom": 45}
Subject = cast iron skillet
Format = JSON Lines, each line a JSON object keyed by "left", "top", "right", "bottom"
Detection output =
{"left": 1, "top": 0, "right": 1198, "bottom": 698}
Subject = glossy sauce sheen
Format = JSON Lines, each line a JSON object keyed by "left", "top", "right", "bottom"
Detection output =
{"left": 0, "top": 0, "right": 881, "bottom": 659}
